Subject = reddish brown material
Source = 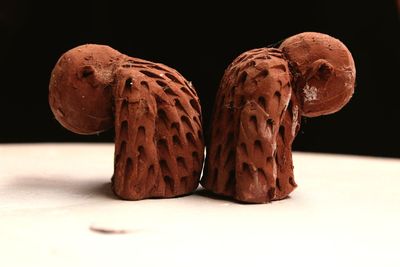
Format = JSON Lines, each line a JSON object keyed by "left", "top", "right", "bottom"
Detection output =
{"left": 281, "top": 32, "right": 356, "bottom": 117}
{"left": 49, "top": 44, "right": 204, "bottom": 200}
{"left": 201, "top": 32, "right": 356, "bottom": 203}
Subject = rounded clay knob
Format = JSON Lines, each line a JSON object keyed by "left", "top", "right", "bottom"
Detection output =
{"left": 49, "top": 44, "right": 123, "bottom": 134}
{"left": 280, "top": 32, "right": 356, "bottom": 117}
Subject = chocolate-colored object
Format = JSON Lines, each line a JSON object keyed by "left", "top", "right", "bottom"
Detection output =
{"left": 49, "top": 44, "right": 204, "bottom": 200}
{"left": 202, "top": 32, "right": 356, "bottom": 203}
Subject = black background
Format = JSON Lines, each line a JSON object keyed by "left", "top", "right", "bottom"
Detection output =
{"left": 1, "top": 1, "right": 399, "bottom": 157}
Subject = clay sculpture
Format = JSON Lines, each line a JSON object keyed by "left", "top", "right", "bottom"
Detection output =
{"left": 201, "top": 32, "right": 356, "bottom": 203}
{"left": 49, "top": 44, "right": 204, "bottom": 200}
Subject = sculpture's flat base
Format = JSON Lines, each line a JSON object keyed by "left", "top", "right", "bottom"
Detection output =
{"left": 1, "top": 144, "right": 399, "bottom": 267}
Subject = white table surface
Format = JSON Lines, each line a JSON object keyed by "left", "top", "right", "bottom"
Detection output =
{"left": 1, "top": 143, "right": 399, "bottom": 267}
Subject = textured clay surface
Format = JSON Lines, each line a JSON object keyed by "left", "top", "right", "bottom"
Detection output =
{"left": 49, "top": 45, "right": 204, "bottom": 200}
{"left": 112, "top": 58, "right": 204, "bottom": 200}
{"left": 202, "top": 48, "right": 299, "bottom": 203}
{"left": 202, "top": 32, "right": 355, "bottom": 203}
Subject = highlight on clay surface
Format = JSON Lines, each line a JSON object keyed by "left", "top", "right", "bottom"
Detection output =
{"left": 49, "top": 44, "right": 204, "bottom": 200}
{"left": 201, "top": 32, "right": 356, "bottom": 203}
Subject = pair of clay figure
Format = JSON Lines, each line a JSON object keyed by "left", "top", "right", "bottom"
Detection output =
{"left": 49, "top": 32, "right": 356, "bottom": 203}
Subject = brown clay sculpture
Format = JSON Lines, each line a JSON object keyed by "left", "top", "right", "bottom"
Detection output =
{"left": 201, "top": 32, "right": 356, "bottom": 203}
{"left": 49, "top": 44, "right": 204, "bottom": 200}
